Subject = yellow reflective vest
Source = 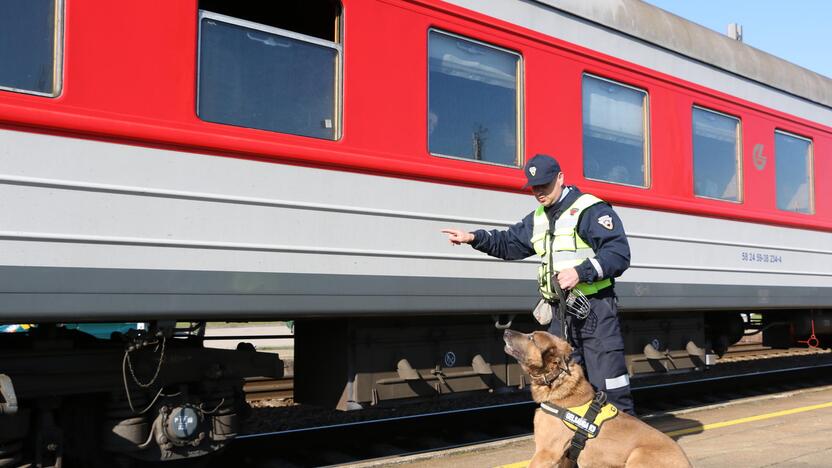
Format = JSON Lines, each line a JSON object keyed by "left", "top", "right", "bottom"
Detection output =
{"left": 531, "top": 194, "right": 612, "bottom": 300}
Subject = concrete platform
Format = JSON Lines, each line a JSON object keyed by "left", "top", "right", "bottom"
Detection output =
{"left": 377, "top": 385, "right": 832, "bottom": 468}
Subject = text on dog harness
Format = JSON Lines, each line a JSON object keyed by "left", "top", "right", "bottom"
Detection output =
{"left": 540, "top": 391, "right": 619, "bottom": 463}
{"left": 540, "top": 398, "right": 618, "bottom": 439}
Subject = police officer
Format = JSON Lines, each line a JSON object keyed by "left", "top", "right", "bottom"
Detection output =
{"left": 442, "top": 154, "right": 634, "bottom": 415}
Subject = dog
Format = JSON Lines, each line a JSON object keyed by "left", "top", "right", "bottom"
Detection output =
{"left": 504, "top": 329, "right": 691, "bottom": 467}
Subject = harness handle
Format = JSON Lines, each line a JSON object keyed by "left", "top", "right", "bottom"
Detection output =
{"left": 566, "top": 391, "right": 606, "bottom": 463}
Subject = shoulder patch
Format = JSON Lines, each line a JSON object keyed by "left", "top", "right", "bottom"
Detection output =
{"left": 597, "top": 215, "right": 613, "bottom": 230}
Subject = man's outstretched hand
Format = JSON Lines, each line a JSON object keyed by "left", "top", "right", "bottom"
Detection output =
{"left": 441, "top": 229, "right": 474, "bottom": 245}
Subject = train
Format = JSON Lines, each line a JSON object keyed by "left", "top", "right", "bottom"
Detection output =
{"left": 1, "top": 0, "right": 830, "bottom": 465}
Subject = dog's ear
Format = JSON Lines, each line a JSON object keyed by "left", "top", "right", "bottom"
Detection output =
{"left": 553, "top": 336, "right": 573, "bottom": 359}
{"left": 534, "top": 332, "right": 573, "bottom": 361}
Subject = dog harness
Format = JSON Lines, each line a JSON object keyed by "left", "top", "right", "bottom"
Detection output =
{"left": 540, "top": 391, "right": 619, "bottom": 463}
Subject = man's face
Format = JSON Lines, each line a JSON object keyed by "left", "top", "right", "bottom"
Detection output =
{"left": 531, "top": 172, "right": 564, "bottom": 207}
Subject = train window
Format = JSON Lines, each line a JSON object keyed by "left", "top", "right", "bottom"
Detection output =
{"left": 775, "top": 130, "right": 814, "bottom": 214}
{"left": 692, "top": 107, "right": 742, "bottom": 202}
{"left": 582, "top": 74, "right": 649, "bottom": 187}
{"left": 0, "top": 0, "right": 62, "bottom": 96}
{"left": 197, "top": 1, "right": 342, "bottom": 140}
{"left": 428, "top": 29, "right": 523, "bottom": 167}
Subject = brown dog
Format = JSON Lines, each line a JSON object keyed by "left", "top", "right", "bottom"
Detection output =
{"left": 504, "top": 329, "right": 691, "bottom": 467}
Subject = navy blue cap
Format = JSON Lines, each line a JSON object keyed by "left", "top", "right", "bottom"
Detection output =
{"left": 523, "top": 154, "right": 561, "bottom": 188}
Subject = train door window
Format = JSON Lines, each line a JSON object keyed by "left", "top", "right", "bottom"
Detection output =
{"left": 197, "top": 1, "right": 342, "bottom": 140}
{"left": 428, "top": 29, "right": 523, "bottom": 167}
{"left": 582, "top": 74, "right": 649, "bottom": 187}
{"left": 775, "top": 130, "right": 814, "bottom": 214}
{"left": 0, "top": 0, "right": 63, "bottom": 96}
{"left": 692, "top": 107, "right": 742, "bottom": 202}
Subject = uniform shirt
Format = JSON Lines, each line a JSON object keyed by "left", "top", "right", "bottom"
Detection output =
{"left": 470, "top": 186, "right": 630, "bottom": 286}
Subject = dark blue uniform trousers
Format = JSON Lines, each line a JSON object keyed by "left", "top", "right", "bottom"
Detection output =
{"left": 547, "top": 295, "right": 635, "bottom": 415}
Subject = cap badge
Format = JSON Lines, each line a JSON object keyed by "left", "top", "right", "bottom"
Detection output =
{"left": 597, "top": 215, "right": 614, "bottom": 230}
{"left": 529, "top": 166, "right": 537, "bottom": 177}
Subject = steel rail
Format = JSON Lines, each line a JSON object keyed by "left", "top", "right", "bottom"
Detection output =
{"left": 240, "top": 358, "right": 832, "bottom": 439}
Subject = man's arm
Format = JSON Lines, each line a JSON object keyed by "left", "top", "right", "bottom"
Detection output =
{"left": 441, "top": 212, "right": 536, "bottom": 261}
{"left": 574, "top": 203, "right": 631, "bottom": 283}
{"left": 441, "top": 229, "right": 475, "bottom": 245}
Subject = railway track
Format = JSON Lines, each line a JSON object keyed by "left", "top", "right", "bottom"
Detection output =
{"left": 718, "top": 341, "right": 828, "bottom": 362}
{"left": 244, "top": 376, "right": 294, "bottom": 401}
{"left": 240, "top": 343, "right": 830, "bottom": 405}
{"left": 220, "top": 358, "right": 832, "bottom": 467}
{"left": 221, "top": 346, "right": 832, "bottom": 467}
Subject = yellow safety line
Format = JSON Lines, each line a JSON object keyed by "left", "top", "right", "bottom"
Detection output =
{"left": 495, "top": 401, "right": 832, "bottom": 468}
{"left": 664, "top": 400, "right": 832, "bottom": 437}
{"left": 498, "top": 462, "right": 532, "bottom": 468}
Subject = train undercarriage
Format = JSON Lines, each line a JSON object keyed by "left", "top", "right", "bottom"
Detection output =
{"left": 0, "top": 323, "right": 283, "bottom": 467}
{"left": 1, "top": 308, "right": 827, "bottom": 466}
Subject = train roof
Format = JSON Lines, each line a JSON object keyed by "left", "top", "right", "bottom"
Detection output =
{"left": 531, "top": 0, "right": 832, "bottom": 110}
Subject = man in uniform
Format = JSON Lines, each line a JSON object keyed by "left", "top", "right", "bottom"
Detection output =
{"left": 442, "top": 154, "right": 634, "bottom": 414}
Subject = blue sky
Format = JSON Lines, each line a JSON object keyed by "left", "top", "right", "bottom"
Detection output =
{"left": 643, "top": 0, "right": 831, "bottom": 78}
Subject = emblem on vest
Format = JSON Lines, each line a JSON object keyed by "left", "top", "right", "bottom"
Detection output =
{"left": 570, "top": 208, "right": 578, "bottom": 215}
{"left": 597, "top": 215, "right": 613, "bottom": 230}
{"left": 529, "top": 166, "right": 537, "bottom": 176}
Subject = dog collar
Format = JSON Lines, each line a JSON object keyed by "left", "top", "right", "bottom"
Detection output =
{"left": 530, "top": 356, "right": 572, "bottom": 385}
{"left": 532, "top": 368, "right": 565, "bottom": 385}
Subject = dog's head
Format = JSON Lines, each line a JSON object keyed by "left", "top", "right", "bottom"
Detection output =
{"left": 503, "top": 329, "right": 573, "bottom": 385}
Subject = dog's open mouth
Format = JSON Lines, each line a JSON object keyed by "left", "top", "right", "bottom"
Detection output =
{"left": 504, "top": 343, "right": 522, "bottom": 360}
{"left": 503, "top": 331, "right": 526, "bottom": 362}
